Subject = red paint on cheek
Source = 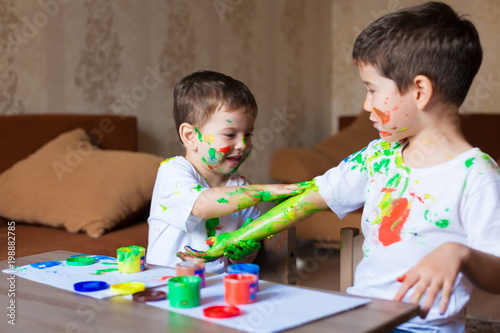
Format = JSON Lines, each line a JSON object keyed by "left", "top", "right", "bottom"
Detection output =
{"left": 372, "top": 107, "right": 391, "bottom": 124}
{"left": 379, "top": 198, "right": 410, "bottom": 246}
{"left": 216, "top": 146, "right": 230, "bottom": 153}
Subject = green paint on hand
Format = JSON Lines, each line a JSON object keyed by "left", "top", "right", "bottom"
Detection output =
{"left": 217, "top": 198, "right": 229, "bottom": 203}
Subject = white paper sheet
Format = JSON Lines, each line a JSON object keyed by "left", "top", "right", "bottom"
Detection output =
{"left": 2, "top": 254, "right": 176, "bottom": 299}
{"left": 3, "top": 255, "right": 370, "bottom": 332}
{"left": 124, "top": 274, "right": 370, "bottom": 333}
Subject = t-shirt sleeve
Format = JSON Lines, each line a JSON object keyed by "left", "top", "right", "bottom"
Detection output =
{"left": 461, "top": 165, "right": 500, "bottom": 256}
{"left": 314, "top": 145, "right": 371, "bottom": 219}
{"left": 153, "top": 159, "right": 206, "bottom": 233}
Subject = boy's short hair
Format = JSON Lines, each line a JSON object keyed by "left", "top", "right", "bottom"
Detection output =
{"left": 173, "top": 71, "right": 258, "bottom": 132}
{"left": 352, "top": 1, "right": 482, "bottom": 107}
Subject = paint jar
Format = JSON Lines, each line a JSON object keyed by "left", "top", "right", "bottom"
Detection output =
{"left": 227, "top": 263, "right": 260, "bottom": 290}
{"left": 116, "top": 246, "right": 145, "bottom": 273}
{"left": 175, "top": 260, "right": 206, "bottom": 287}
{"left": 224, "top": 273, "right": 258, "bottom": 305}
{"left": 168, "top": 276, "right": 202, "bottom": 308}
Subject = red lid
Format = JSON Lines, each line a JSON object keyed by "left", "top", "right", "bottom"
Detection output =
{"left": 203, "top": 305, "right": 242, "bottom": 318}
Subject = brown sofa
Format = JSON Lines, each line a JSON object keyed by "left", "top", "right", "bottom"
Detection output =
{"left": 0, "top": 114, "right": 155, "bottom": 261}
{"left": 271, "top": 111, "right": 500, "bottom": 246}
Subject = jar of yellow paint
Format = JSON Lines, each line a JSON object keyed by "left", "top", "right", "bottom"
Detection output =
{"left": 116, "top": 245, "right": 145, "bottom": 273}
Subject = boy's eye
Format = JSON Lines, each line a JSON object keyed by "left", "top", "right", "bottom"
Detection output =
{"left": 245, "top": 133, "right": 253, "bottom": 138}
{"left": 224, "top": 134, "right": 236, "bottom": 138}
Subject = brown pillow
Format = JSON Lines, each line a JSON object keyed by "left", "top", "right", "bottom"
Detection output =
{"left": 0, "top": 128, "right": 163, "bottom": 237}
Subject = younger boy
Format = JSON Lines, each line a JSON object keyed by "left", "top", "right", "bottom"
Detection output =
{"left": 181, "top": 3, "right": 500, "bottom": 331}
{"left": 146, "top": 71, "right": 301, "bottom": 273}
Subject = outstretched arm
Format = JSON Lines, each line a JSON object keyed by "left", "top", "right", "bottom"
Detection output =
{"left": 191, "top": 182, "right": 309, "bottom": 219}
{"left": 179, "top": 181, "right": 328, "bottom": 261}
{"left": 394, "top": 242, "right": 500, "bottom": 318}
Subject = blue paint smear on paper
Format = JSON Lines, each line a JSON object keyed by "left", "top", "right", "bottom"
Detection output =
{"left": 30, "top": 261, "right": 62, "bottom": 269}
{"left": 92, "top": 255, "right": 116, "bottom": 261}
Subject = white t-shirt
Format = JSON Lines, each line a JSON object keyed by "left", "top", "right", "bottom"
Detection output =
{"left": 315, "top": 139, "right": 500, "bottom": 332}
{"left": 146, "top": 156, "right": 260, "bottom": 274}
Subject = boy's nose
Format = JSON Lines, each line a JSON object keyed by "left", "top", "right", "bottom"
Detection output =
{"left": 363, "top": 99, "right": 372, "bottom": 112}
{"left": 235, "top": 137, "right": 248, "bottom": 150}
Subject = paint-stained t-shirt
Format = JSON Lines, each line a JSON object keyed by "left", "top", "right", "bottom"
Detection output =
{"left": 146, "top": 156, "right": 260, "bottom": 273}
{"left": 315, "top": 139, "right": 500, "bottom": 332}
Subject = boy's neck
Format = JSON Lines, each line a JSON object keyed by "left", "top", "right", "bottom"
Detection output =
{"left": 402, "top": 106, "right": 473, "bottom": 169}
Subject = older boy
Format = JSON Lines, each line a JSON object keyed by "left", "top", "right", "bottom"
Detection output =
{"left": 184, "top": 3, "right": 500, "bottom": 331}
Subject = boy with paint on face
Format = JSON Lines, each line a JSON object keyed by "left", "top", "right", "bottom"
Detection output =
{"left": 180, "top": 2, "right": 500, "bottom": 331}
{"left": 146, "top": 70, "right": 303, "bottom": 273}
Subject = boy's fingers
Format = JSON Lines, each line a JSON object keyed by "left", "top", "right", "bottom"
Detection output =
{"left": 439, "top": 283, "right": 453, "bottom": 314}
{"left": 419, "top": 282, "right": 442, "bottom": 318}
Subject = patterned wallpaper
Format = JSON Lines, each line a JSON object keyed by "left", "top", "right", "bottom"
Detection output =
{"left": 1, "top": 0, "right": 498, "bottom": 183}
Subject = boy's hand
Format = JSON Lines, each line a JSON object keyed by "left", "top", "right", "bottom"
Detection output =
{"left": 223, "top": 239, "right": 261, "bottom": 260}
{"left": 394, "top": 242, "right": 467, "bottom": 318}
{"left": 256, "top": 181, "right": 314, "bottom": 203}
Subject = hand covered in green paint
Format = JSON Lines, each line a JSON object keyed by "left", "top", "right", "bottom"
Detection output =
{"left": 223, "top": 239, "right": 261, "bottom": 260}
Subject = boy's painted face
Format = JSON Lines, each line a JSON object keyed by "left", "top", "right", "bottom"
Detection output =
{"left": 358, "top": 63, "right": 420, "bottom": 142}
{"left": 192, "top": 106, "right": 255, "bottom": 175}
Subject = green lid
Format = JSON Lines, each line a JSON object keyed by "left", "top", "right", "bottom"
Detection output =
{"left": 66, "top": 256, "right": 96, "bottom": 266}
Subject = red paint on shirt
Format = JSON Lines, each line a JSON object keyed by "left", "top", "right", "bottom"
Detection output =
{"left": 379, "top": 198, "right": 410, "bottom": 246}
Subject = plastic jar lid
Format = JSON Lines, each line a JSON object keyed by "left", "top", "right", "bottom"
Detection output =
{"left": 74, "top": 281, "right": 109, "bottom": 292}
{"left": 110, "top": 282, "right": 146, "bottom": 295}
{"left": 132, "top": 290, "right": 167, "bottom": 302}
{"left": 203, "top": 305, "right": 242, "bottom": 318}
{"left": 66, "top": 256, "right": 96, "bottom": 266}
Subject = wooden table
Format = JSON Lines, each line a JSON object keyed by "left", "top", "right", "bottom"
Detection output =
{"left": 0, "top": 250, "right": 418, "bottom": 333}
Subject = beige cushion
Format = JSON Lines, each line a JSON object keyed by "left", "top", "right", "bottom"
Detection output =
{"left": 0, "top": 128, "right": 163, "bottom": 237}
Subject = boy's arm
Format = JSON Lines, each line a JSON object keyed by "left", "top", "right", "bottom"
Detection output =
{"left": 394, "top": 242, "right": 500, "bottom": 318}
{"left": 180, "top": 183, "right": 329, "bottom": 260}
{"left": 191, "top": 183, "right": 308, "bottom": 219}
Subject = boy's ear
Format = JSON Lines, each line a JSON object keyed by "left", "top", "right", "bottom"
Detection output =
{"left": 413, "top": 75, "right": 433, "bottom": 110}
{"left": 179, "top": 122, "right": 199, "bottom": 151}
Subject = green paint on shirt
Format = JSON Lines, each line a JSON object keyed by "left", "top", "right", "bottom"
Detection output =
{"left": 193, "top": 184, "right": 203, "bottom": 192}
{"left": 206, "top": 218, "right": 220, "bottom": 238}
{"left": 465, "top": 157, "right": 475, "bottom": 168}
{"left": 160, "top": 204, "right": 168, "bottom": 211}
{"left": 435, "top": 219, "right": 450, "bottom": 228}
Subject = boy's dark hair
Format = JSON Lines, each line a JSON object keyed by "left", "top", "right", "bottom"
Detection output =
{"left": 352, "top": 1, "right": 482, "bottom": 107}
{"left": 173, "top": 71, "right": 257, "bottom": 133}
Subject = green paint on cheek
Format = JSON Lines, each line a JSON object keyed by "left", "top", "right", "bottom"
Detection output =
{"left": 435, "top": 219, "right": 450, "bottom": 228}
{"left": 208, "top": 148, "right": 216, "bottom": 159}
{"left": 465, "top": 157, "right": 475, "bottom": 168}
{"left": 195, "top": 127, "right": 203, "bottom": 142}
{"left": 226, "top": 119, "right": 232, "bottom": 123}
{"left": 217, "top": 198, "right": 229, "bottom": 203}
{"left": 242, "top": 137, "right": 246, "bottom": 145}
